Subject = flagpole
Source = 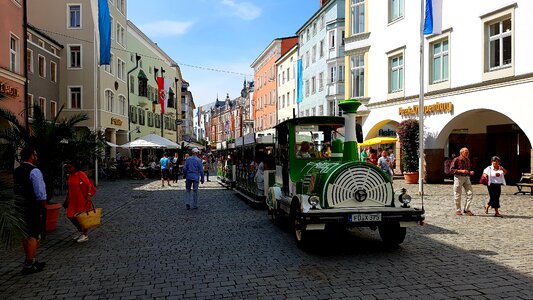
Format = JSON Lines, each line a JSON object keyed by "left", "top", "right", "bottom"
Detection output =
{"left": 418, "top": 0, "right": 425, "bottom": 196}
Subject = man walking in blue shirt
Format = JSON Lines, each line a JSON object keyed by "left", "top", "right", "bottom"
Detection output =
{"left": 182, "top": 148, "right": 204, "bottom": 209}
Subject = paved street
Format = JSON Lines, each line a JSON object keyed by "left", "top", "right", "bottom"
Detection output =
{"left": 1, "top": 176, "right": 532, "bottom": 299}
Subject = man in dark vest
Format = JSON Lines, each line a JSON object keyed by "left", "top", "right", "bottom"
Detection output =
{"left": 13, "top": 146, "right": 47, "bottom": 275}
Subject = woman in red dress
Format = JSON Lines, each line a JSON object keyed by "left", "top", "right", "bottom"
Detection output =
{"left": 64, "top": 161, "right": 96, "bottom": 243}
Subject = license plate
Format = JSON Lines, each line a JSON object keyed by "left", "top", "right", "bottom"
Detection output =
{"left": 349, "top": 213, "right": 382, "bottom": 222}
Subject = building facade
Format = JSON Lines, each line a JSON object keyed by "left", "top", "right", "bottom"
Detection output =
{"left": 251, "top": 36, "right": 298, "bottom": 136}
{"left": 28, "top": 0, "right": 130, "bottom": 158}
{"left": 297, "top": 0, "right": 345, "bottom": 117}
{"left": 126, "top": 21, "right": 180, "bottom": 146}
{"left": 276, "top": 44, "right": 298, "bottom": 123}
{"left": 348, "top": 0, "right": 533, "bottom": 183}
{"left": 27, "top": 25, "right": 63, "bottom": 122}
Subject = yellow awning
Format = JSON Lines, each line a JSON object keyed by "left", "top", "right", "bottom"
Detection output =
{"left": 359, "top": 137, "right": 398, "bottom": 147}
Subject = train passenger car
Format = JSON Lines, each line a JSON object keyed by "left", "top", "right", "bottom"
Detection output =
{"left": 267, "top": 99, "right": 425, "bottom": 248}
{"left": 233, "top": 133, "right": 275, "bottom": 205}
{"left": 215, "top": 141, "right": 237, "bottom": 189}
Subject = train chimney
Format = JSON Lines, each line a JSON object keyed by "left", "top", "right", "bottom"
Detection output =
{"left": 338, "top": 99, "right": 362, "bottom": 162}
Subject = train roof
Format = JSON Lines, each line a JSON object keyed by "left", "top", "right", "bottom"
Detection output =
{"left": 275, "top": 116, "right": 345, "bottom": 129}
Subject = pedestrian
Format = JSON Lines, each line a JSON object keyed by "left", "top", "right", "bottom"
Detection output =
{"left": 160, "top": 152, "right": 172, "bottom": 187}
{"left": 360, "top": 146, "right": 369, "bottom": 162}
{"left": 13, "top": 146, "right": 47, "bottom": 275}
{"left": 64, "top": 160, "right": 96, "bottom": 243}
{"left": 377, "top": 150, "right": 393, "bottom": 179}
{"left": 182, "top": 148, "right": 204, "bottom": 209}
{"left": 172, "top": 153, "right": 179, "bottom": 183}
{"left": 368, "top": 148, "right": 378, "bottom": 165}
{"left": 202, "top": 155, "right": 210, "bottom": 182}
{"left": 389, "top": 149, "right": 396, "bottom": 170}
{"left": 450, "top": 147, "right": 475, "bottom": 216}
{"left": 481, "top": 156, "right": 507, "bottom": 217}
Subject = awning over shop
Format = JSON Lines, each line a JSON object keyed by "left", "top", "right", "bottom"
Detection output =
{"left": 182, "top": 141, "right": 205, "bottom": 150}
{"left": 358, "top": 137, "right": 398, "bottom": 147}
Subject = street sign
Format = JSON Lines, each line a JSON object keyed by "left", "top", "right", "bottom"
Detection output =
{"left": 175, "top": 119, "right": 183, "bottom": 125}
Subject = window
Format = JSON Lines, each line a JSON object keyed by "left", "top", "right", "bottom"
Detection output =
{"left": 282, "top": 95, "right": 285, "bottom": 108}
{"left": 351, "top": 54, "right": 365, "bottom": 97}
{"left": 68, "top": 4, "right": 81, "bottom": 28}
{"left": 130, "top": 106, "right": 138, "bottom": 123}
{"left": 129, "top": 75, "right": 135, "bottom": 93}
{"left": 431, "top": 40, "right": 449, "bottom": 83}
{"left": 293, "top": 89, "right": 296, "bottom": 104}
{"left": 321, "top": 16, "right": 325, "bottom": 29}
{"left": 27, "top": 49, "right": 33, "bottom": 73}
{"left": 69, "top": 86, "right": 82, "bottom": 109}
{"left": 50, "top": 101, "right": 57, "bottom": 119}
{"left": 38, "top": 55, "right": 45, "bottom": 78}
{"left": 138, "top": 77, "right": 147, "bottom": 97}
{"left": 319, "top": 105, "right": 324, "bottom": 116}
{"left": 306, "top": 28, "right": 310, "bottom": 40}
{"left": 287, "top": 92, "right": 290, "bottom": 106}
{"left": 138, "top": 108, "right": 145, "bottom": 125}
{"left": 117, "top": 58, "right": 125, "bottom": 81}
{"left": 50, "top": 47, "right": 57, "bottom": 55}
{"left": 305, "top": 79, "right": 310, "bottom": 97}
{"left": 282, "top": 71, "right": 285, "bottom": 84}
{"left": 338, "top": 65, "right": 344, "bottom": 82}
{"left": 69, "top": 45, "right": 81, "bottom": 68}
{"left": 312, "top": 45, "right": 316, "bottom": 63}
{"left": 105, "top": 90, "right": 114, "bottom": 112}
{"left": 305, "top": 51, "right": 310, "bottom": 68}
{"left": 117, "top": 0, "right": 125, "bottom": 14}
{"left": 116, "top": 23, "right": 125, "bottom": 46}
{"left": 319, "top": 72, "right": 324, "bottom": 91}
{"left": 50, "top": 61, "right": 57, "bottom": 82}
{"left": 311, "top": 76, "right": 316, "bottom": 94}
{"left": 147, "top": 112, "right": 154, "bottom": 127}
{"left": 110, "top": 16, "right": 114, "bottom": 40}
{"left": 489, "top": 18, "right": 512, "bottom": 70}
{"left": 10, "top": 35, "right": 19, "bottom": 72}
{"left": 320, "top": 40, "right": 324, "bottom": 58}
{"left": 38, "top": 40, "right": 44, "bottom": 48}
{"left": 351, "top": 0, "right": 365, "bottom": 35}
{"left": 287, "top": 67, "right": 290, "bottom": 81}
{"left": 330, "top": 66, "right": 337, "bottom": 83}
{"left": 154, "top": 114, "right": 160, "bottom": 128}
{"left": 313, "top": 22, "right": 317, "bottom": 36}
{"left": 312, "top": 107, "right": 316, "bottom": 116}
{"left": 389, "top": 0, "right": 404, "bottom": 22}
{"left": 27, "top": 94, "right": 34, "bottom": 118}
{"left": 389, "top": 55, "right": 404, "bottom": 93}
{"left": 329, "top": 31, "right": 335, "bottom": 49}
{"left": 300, "top": 34, "right": 304, "bottom": 45}
{"left": 104, "top": 53, "right": 114, "bottom": 74}
{"left": 119, "top": 95, "right": 126, "bottom": 115}
{"left": 39, "top": 97, "right": 46, "bottom": 118}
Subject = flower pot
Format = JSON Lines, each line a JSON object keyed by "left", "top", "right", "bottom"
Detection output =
{"left": 403, "top": 172, "right": 419, "bottom": 184}
{"left": 45, "top": 203, "right": 62, "bottom": 232}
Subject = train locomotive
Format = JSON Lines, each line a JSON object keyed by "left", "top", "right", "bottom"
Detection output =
{"left": 230, "top": 99, "right": 425, "bottom": 247}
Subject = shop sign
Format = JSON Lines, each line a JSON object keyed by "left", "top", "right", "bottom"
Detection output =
{"left": 110, "top": 117, "right": 123, "bottom": 126}
{"left": 378, "top": 128, "right": 396, "bottom": 137}
{"left": 399, "top": 102, "right": 453, "bottom": 117}
{"left": 0, "top": 82, "right": 19, "bottom": 97}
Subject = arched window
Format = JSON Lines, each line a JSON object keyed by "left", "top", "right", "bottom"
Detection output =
{"left": 105, "top": 90, "right": 114, "bottom": 112}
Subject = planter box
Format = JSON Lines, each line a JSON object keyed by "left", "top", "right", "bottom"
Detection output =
{"left": 45, "top": 203, "right": 62, "bottom": 232}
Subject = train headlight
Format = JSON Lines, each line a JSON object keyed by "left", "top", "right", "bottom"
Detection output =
{"left": 308, "top": 195, "right": 320, "bottom": 209}
{"left": 398, "top": 188, "right": 411, "bottom": 208}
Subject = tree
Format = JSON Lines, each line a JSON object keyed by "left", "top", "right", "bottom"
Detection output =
{"left": 398, "top": 119, "right": 419, "bottom": 173}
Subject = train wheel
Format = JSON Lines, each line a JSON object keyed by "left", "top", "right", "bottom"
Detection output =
{"left": 378, "top": 222, "right": 406, "bottom": 246}
{"left": 292, "top": 209, "right": 311, "bottom": 249}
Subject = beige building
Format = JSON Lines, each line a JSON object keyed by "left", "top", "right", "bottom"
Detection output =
{"left": 276, "top": 44, "right": 298, "bottom": 123}
{"left": 28, "top": 0, "right": 130, "bottom": 158}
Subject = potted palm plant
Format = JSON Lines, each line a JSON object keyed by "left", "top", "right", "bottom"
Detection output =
{"left": 398, "top": 119, "right": 420, "bottom": 184}
{"left": 0, "top": 103, "right": 103, "bottom": 233}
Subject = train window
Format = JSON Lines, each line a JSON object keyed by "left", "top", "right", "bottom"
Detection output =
{"left": 295, "top": 125, "right": 336, "bottom": 159}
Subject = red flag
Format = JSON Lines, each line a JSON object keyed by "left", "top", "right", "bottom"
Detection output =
{"left": 157, "top": 77, "right": 165, "bottom": 114}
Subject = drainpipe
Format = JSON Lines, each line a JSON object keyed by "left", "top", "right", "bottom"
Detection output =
{"left": 23, "top": 0, "right": 28, "bottom": 130}
{"left": 338, "top": 99, "right": 362, "bottom": 162}
{"left": 126, "top": 54, "right": 141, "bottom": 142}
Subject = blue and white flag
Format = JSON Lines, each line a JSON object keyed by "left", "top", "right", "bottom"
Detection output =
{"left": 90, "top": 0, "right": 111, "bottom": 65}
{"left": 423, "top": 0, "right": 442, "bottom": 35}
{"left": 296, "top": 59, "right": 303, "bottom": 104}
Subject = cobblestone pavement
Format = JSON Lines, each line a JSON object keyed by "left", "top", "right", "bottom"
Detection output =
{"left": 1, "top": 175, "right": 532, "bottom": 299}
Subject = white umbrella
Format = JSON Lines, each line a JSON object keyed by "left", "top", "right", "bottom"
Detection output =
{"left": 120, "top": 133, "right": 180, "bottom": 149}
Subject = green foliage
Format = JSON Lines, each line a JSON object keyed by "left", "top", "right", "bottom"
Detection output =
{"left": 0, "top": 177, "right": 26, "bottom": 249}
{"left": 398, "top": 119, "right": 419, "bottom": 173}
{"left": 227, "top": 137, "right": 235, "bottom": 144}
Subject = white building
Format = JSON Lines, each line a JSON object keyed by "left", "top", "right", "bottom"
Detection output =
{"left": 345, "top": 0, "right": 533, "bottom": 183}
{"left": 276, "top": 44, "right": 298, "bottom": 123}
{"left": 296, "top": 0, "right": 345, "bottom": 117}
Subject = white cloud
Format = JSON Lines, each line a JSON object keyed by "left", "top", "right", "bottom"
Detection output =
{"left": 139, "top": 20, "right": 193, "bottom": 37}
{"left": 221, "top": 0, "right": 261, "bottom": 21}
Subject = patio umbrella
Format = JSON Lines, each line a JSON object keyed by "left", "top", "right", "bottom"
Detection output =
{"left": 358, "top": 137, "right": 398, "bottom": 147}
{"left": 120, "top": 134, "right": 180, "bottom": 161}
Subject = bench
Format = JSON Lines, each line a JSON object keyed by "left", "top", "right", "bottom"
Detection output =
{"left": 515, "top": 173, "right": 533, "bottom": 195}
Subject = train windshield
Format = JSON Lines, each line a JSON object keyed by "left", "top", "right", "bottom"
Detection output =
{"left": 294, "top": 124, "right": 344, "bottom": 159}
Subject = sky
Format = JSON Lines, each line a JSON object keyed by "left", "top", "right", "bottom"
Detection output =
{"left": 127, "top": 0, "right": 320, "bottom": 107}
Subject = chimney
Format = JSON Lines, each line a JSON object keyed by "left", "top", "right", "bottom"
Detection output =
{"left": 320, "top": 0, "right": 329, "bottom": 6}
